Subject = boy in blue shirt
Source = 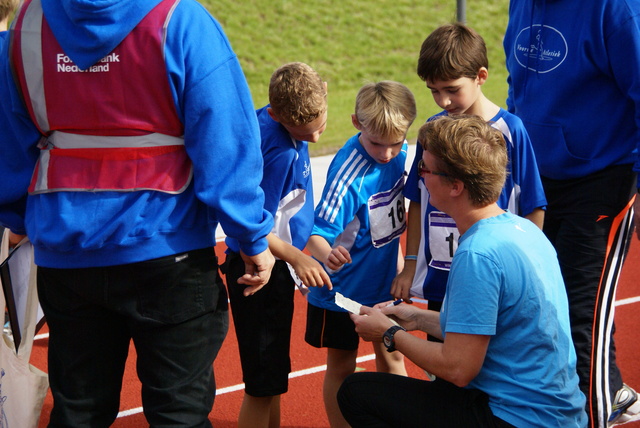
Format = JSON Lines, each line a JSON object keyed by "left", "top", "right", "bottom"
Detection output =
{"left": 224, "top": 62, "right": 331, "bottom": 428}
{"left": 392, "top": 23, "right": 547, "bottom": 321}
{"left": 305, "top": 80, "right": 417, "bottom": 428}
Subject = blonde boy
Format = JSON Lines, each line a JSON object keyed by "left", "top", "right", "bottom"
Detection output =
{"left": 305, "top": 81, "right": 416, "bottom": 427}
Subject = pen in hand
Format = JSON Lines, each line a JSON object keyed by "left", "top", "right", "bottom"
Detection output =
{"left": 386, "top": 299, "right": 404, "bottom": 307}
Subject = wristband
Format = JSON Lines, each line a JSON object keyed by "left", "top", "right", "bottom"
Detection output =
{"left": 404, "top": 255, "right": 418, "bottom": 261}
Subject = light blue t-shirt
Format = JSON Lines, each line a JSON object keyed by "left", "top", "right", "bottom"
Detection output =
{"left": 405, "top": 109, "right": 547, "bottom": 301}
{"left": 441, "top": 212, "right": 587, "bottom": 427}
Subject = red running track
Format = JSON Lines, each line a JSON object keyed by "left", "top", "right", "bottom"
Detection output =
{"left": 33, "top": 237, "right": 640, "bottom": 427}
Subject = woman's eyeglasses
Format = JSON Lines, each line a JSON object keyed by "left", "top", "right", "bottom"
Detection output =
{"left": 418, "top": 159, "right": 450, "bottom": 178}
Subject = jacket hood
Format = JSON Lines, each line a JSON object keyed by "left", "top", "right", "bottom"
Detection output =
{"left": 42, "top": 0, "right": 163, "bottom": 70}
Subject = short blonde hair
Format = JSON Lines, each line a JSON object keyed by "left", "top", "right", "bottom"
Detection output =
{"left": 0, "top": 0, "right": 18, "bottom": 23}
{"left": 418, "top": 115, "right": 508, "bottom": 207}
{"left": 268, "top": 62, "right": 327, "bottom": 126}
{"left": 354, "top": 81, "right": 416, "bottom": 141}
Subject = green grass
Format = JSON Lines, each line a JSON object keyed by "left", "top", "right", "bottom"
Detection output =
{"left": 203, "top": 0, "right": 510, "bottom": 155}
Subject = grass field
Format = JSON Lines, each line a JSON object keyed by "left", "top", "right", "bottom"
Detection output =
{"left": 202, "top": 0, "right": 510, "bottom": 155}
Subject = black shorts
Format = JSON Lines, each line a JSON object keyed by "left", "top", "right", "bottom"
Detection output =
{"left": 225, "top": 254, "right": 295, "bottom": 397}
{"left": 305, "top": 302, "right": 360, "bottom": 351}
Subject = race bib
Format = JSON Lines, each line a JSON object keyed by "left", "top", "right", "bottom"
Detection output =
{"left": 428, "top": 211, "right": 459, "bottom": 270}
{"left": 368, "top": 176, "right": 406, "bottom": 248}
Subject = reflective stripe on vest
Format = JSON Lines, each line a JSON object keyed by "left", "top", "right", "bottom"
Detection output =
{"left": 28, "top": 133, "right": 192, "bottom": 194}
{"left": 12, "top": 0, "right": 191, "bottom": 194}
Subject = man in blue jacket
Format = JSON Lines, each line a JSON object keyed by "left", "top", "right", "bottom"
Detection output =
{"left": 504, "top": 1, "right": 640, "bottom": 426}
{"left": 0, "top": 0, "right": 274, "bottom": 426}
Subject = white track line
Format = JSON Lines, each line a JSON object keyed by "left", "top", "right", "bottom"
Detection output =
{"left": 32, "top": 296, "right": 638, "bottom": 420}
{"left": 116, "top": 354, "right": 376, "bottom": 419}
{"left": 32, "top": 295, "right": 638, "bottom": 344}
{"left": 616, "top": 295, "right": 640, "bottom": 306}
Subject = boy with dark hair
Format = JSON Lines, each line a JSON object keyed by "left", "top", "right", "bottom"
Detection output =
{"left": 392, "top": 23, "right": 547, "bottom": 320}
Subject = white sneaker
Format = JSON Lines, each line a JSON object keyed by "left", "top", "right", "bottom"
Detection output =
{"left": 609, "top": 384, "right": 640, "bottom": 426}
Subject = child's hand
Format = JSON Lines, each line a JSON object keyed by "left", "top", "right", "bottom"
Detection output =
{"left": 8, "top": 231, "right": 26, "bottom": 248}
{"left": 325, "top": 245, "right": 351, "bottom": 271}
{"left": 292, "top": 253, "right": 333, "bottom": 289}
{"left": 390, "top": 268, "right": 415, "bottom": 302}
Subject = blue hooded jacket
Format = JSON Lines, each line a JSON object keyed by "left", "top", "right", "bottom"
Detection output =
{"left": 503, "top": 0, "right": 640, "bottom": 182}
{"left": 0, "top": 0, "right": 272, "bottom": 268}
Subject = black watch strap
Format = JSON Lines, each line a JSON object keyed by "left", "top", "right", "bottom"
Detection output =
{"left": 383, "top": 325, "right": 406, "bottom": 353}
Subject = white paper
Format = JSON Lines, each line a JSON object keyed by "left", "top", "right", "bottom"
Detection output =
{"left": 334, "top": 292, "right": 362, "bottom": 314}
{"left": 335, "top": 292, "right": 400, "bottom": 326}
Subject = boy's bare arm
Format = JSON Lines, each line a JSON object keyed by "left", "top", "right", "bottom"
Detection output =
{"left": 266, "top": 233, "right": 332, "bottom": 289}
{"left": 391, "top": 200, "right": 421, "bottom": 301}
{"left": 306, "top": 234, "right": 351, "bottom": 271}
{"left": 524, "top": 207, "right": 545, "bottom": 230}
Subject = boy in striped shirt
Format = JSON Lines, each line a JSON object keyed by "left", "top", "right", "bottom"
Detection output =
{"left": 304, "top": 80, "right": 417, "bottom": 428}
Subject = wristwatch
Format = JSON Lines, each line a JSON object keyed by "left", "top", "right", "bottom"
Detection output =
{"left": 383, "top": 325, "right": 406, "bottom": 353}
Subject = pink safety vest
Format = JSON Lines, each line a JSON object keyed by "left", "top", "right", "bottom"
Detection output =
{"left": 11, "top": 0, "right": 193, "bottom": 194}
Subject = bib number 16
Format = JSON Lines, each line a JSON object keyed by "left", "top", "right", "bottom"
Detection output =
{"left": 368, "top": 176, "right": 407, "bottom": 248}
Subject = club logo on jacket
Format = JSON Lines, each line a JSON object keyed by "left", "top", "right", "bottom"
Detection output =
{"left": 512, "top": 25, "right": 567, "bottom": 73}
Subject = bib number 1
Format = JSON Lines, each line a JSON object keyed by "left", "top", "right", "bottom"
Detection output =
{"left": 428, "top": 211, "right": 459, "bottom": 270}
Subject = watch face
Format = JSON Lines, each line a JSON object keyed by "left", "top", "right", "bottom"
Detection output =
{"left": 383, "top": 325, "right": 405, "bottom": 352}
{"left": 383, "top": 334, "right": 392, "bottom": 348}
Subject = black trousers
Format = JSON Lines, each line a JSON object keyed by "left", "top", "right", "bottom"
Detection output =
{"left": 338, "top": 373, "right": 513, "bottom": 427}
{"left": 542, "top": 164, "right": 637, "bottom": 427}
{"left": 38, "top": 248, "right": 229, "bottom": 428}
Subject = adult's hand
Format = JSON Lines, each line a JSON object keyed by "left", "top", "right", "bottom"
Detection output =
{"left": 379, "top": 302, "right": 427, "bottom": 332}
{"left": 237, "top": 248, "right": 275, "bottom": 296}
{"left": 349, "top": 305, "right": 396, "bottom": 343}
